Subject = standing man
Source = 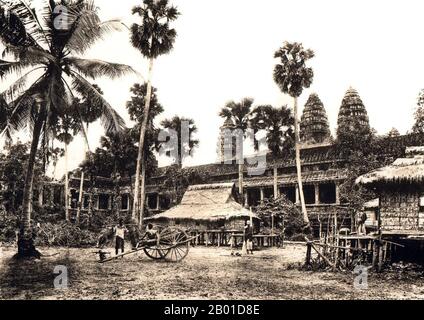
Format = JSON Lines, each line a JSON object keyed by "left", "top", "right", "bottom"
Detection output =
{"left": 244, "top": 220, "right": 254, "bottom": 255}
{"left": 114, "top": 219, "right": 128, "bottom": 257}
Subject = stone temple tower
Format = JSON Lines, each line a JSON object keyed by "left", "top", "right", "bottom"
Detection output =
{"left": 337, "top": 87, "right": 371, "bottom": 136}
{"left": 216, "top": 117, "right": 236, "bottom": 163}
{"left": 300, "top": 93, "right": 331, "bottom": 144}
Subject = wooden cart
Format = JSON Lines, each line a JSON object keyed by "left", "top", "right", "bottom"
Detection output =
{"left": 97, "top": 226, "right": 196, "bottom": 263}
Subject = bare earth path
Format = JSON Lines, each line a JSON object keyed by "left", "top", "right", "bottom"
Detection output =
{"left": 0, "top": 244, "right": 423, "bottom": 300}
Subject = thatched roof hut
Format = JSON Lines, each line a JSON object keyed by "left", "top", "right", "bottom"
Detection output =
{"left": 147, "top": 183, "right": 258, "bottom": 223}
{"left": 356, "top": 147, "right": 424, "bottom": 186}
{"left": 356, "top": 147, "right": 424, "bottom": 233}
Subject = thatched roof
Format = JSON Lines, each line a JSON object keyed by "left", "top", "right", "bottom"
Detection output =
{"left": 356, "top": 147, "right": 424, "bottom": 185}
{"left": 148, "top": 183, "right": 258, "bottom": 222}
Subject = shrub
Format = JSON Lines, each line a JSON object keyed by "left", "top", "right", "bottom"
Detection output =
{"left": 255, "top": 196, "right": 308, "bottom": 240}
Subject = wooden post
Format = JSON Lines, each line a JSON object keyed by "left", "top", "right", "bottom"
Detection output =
{"left": 314, "top": 183, "right": 320, "bottom": 205}
{"left": 244, "top": 190, "right": 249, "bottom": 208}
{"left": 335, "top": 182, "right": 340, "bottom": 205}
{"left": 372, "top": 240, "right": 379, "bottom": 271}
{"left": 305, "top": 242, "right": 312, "bottom": 266}
{"left": 38, "top": 183, "right": 43, "bottom": 206}
{"left": 156, "top": 194, "right": 160, "bottom": 211}
{"left": 260, "top": 188, "right": 265, "bottom": 203}
{"left": 378, "top": 242, "right": 385, "bottom": 272}
{"left": 295, "top": 185, "right": 300, "bottom": 204}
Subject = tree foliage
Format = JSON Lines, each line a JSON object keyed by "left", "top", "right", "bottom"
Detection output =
{"left": 255, "top": 196, "right": 306, "bottom": 239}
{"left": 273, "top": 42, "right": 314, "bottom": 98}
{"left": 250, "top": 104, "right": 294, "bottom": 157}
{"left": 412, "top": 89, "right": 424, "bottom": 134}
{"left": 131, "top": 0, "right": 180, "bottom": 59}
{"left": 219, "top": 98, "right": 254, "bottom": 135}
{"left": 160, "top": 115, "right": 199, "bottom": 166}
{"left": 0, "top": 141, "right": 44, "bottom": 212}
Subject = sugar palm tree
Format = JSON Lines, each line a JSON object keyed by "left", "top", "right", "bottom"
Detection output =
{"left": 219, "top": 98, "right": 254, "bottom": 197}
{"left": 160, "top": 116, "right": 199, "bottom": 168}
{"left": 130, "top": 0, "right": 179, "bottom": 225}
{"left": 0, "top": 0, "right": 134, "bottom": 257}
{"left": 250, "top": 105, "right": 294, "bottom": 198}
{"left": 273, "top": 41, "right": 314, "bottom": 226}
{"left": 55, "top": 99, "right": 82, "bottom": 222}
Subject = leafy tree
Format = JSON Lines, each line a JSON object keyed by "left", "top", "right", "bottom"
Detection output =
{"left": 0, "top": 142, "right": 44, "bottom": 213}
{"left": 273, "top": 41, "right": 314, "bottom": 226}
{"left": 412, "top": 89, "right": 424, "bottom": 134}
{"left": 76, "top": 83, "right": 104, "bottom": 224}
{"left": 250, "top": 105, "right": 294, "bottom": 200}
{"left": 160, "top": 116, "right": 199, "bottom": 168}
{"left": 386, "top": 127, "right": 400, "bottom": 138}
{"left": 255, "top": 197, "right": 305, "bottom": 239}
{"left": 162, "top": 166, "right": 211, "bottom": 205}
{"left": 55, "top": 99, "right": 82, "bottom": 222}
{"left": 126, "top": 82, "right": 164, "bottom": 225}
{"left": 219, "top": 98, "right": 254, "bottom": 197}
{"left": 130, "top": 0, "right": 180, "bottom": 226}
{"left": 0, "top": 0, "right": 133, "bottom": 257}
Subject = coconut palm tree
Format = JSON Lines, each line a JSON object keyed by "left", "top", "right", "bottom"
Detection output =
{"left": 160, "top": 116, "right": 199, "bottom": 168}
{"left": 219, "top": 98, "right": 254, "bottom": 197}
{"left": 0, "top": 0, "right": 134, "bottom": 257}
{"left": 273, "top": 41, "right": 315, "bottom": 226}
{"left": 130, "top": 0, "right": 180, "bottom": 225}
{"left": 250, "top": 105, "right": 294, "bottom": 198}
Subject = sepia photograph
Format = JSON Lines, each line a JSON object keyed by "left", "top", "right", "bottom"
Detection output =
{"left": 0, "top": 0, "right": 424, "bottom": 307}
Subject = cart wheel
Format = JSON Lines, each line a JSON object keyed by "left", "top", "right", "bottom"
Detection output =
{"left": 159, "top": 227, "right": 190, "bottom": 262}
{"left": 143, "top": 246, "right": 166, "bottom": 260}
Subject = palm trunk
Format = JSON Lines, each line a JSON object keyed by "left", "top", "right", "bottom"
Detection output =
{"left": 294, "top": 97, "right": 309, "bottom": 225}
{"left": 238, "top": 162, "right": 244, "bottom": 197}
{"left": 17, "top": 113, "right": 44, "bottom": 258}
{"left": 273, "top": 164, "right": 278, "bottom": 199}
{"left": 139, "top": 153, "right": 146, "bottom": 227}
{"left": 64, "top": 143, "right": 70, "bottom": 222}
{"left": 272, "top": 163, "right": 278, "bottom": 235}
{"left": 132, "top": 57, "right": 154, "bottom": 224}
{"left": 76, "top": 171, "right": 84, "bottom": 224}
{"left": 76, "top": 129, "right": 89, "bottom": 225}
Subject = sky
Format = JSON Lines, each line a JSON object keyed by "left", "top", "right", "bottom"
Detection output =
{"left": 2, "top": 0, "right": 424, "bottom": 178}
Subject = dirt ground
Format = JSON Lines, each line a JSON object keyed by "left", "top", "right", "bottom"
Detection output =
{"left": 1, "top": 243, "right": 424, "bottom": 300}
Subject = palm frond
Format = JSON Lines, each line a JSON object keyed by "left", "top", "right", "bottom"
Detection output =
{"left": 3, "top": 44, "right": 55, "bottom": 63}
{"left": 70, "top": 72, "right": 126, "bottom": 134}
{"left": 0, "top": 74, "right": 47, "bottom": 139}
{"left": 7, "top": 0, "right": 48, "bottom": 46}
{"left": 60, "top": 76, "right": 91, "bottom": 151}
{"left": 67, "top": 15, "right": 125, "bottom": 55}
{"left": 0, "top": 59, "right": 32, "bottom": 79}
{"left": 66, "top": 57, "right": 136, "bottom": 80}
{"left": 0, "top": 66, "right": 43, "bottom": 102}
{"left": 0, "top": 4, "right": 41, "bottom": 48}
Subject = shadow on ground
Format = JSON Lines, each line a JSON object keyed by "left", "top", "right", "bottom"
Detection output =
{"left": 0, "top": 250, "right": 78, "bottom": 299}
